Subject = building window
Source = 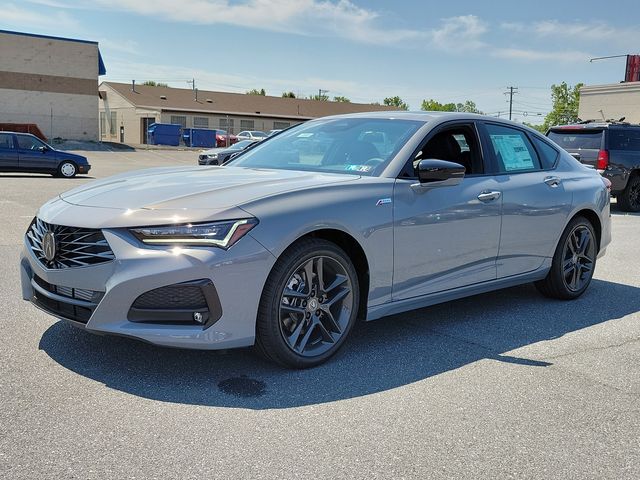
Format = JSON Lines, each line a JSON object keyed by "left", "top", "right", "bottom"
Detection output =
{"left": 273, "top": 121, "right": 290, "bottom": 129}
{"left": 240, "top": 120, "right": 255, "bottom": 130}
{"left": 100, "top": 112, "right": 106, "bottom": 135}
{"left": 171, "top": 115, "right": 187, "bottom": 128}
{"left": 193, "top": 116, "right": 209, "bottom": 128}
{"left": 109, "top": 112, "right": 117, "bottom": 135}
{"left": 220, "top": 118, "right": 235, "bottom": 133}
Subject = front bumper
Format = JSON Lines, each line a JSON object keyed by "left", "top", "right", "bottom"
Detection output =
{"left": 21, "top": 228, "right": 276, "bottom": 349}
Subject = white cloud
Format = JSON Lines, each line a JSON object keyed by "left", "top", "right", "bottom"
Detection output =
{"left": 492, "top": 48, "right": 592, "bottom": 63}
{"left": 431, "top": 15, "right": 488, "bottom": 51}
{"left": 502, "top": 20, "right": 637, "bottom": 47}
{"left": 0, "top": 3, "right": 78, "bottom": 29}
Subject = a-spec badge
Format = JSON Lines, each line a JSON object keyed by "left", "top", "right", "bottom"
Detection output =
{"left": 376, "top": 198, "right": 392, "bottom": 206}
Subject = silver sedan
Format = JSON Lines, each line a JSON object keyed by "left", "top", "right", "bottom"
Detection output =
{"left": 20, "top": 112, "right": 611, "bottom": 368}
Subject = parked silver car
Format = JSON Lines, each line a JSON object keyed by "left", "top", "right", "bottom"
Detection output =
{"left": 235, "top": 130, "right": 268, "bottom": 142}
{"left": 20, "top": 112, "right": 611, "bottom": 368}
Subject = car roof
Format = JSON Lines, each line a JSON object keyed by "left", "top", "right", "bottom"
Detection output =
{"left": 549, "top": 122, "right": 640, "bottom": 131}
{"left": 310, "top": 110, "right": 545, "bottom": 135}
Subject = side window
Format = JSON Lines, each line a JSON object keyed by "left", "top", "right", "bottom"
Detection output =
{"left": 609, "top": 128, "right": 640, "bottom": 151}
{"left": 408, "top": 125, "right": 484, "bottom": 176}
{"left": 16, "top": 135, "right": 45, "bottom": 150}
{"left": 0, "top": 133, "right": 14, "bottom": 149}
{"left": 532, "top": 137, "right": 559, "bottom": 169}
{"left": 485, "top": 124, "right": 541, "bottom": 173}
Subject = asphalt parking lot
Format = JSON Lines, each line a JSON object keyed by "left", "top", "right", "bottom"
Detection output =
{"left": 1, "top": 151, "right": 639, "bottom": 479}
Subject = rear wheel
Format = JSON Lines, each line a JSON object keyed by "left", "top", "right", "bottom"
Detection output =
{"left": 617, "top": 174, "right": 640, "bottom": 212}
{"left": 255, "top": 238, "right": 359, "bottom": 368}
{"left": 57, "top": 161, "right": 77, "bottom": 178}
{"left": 535, "top": 216, "right": 597, "bottom": 300}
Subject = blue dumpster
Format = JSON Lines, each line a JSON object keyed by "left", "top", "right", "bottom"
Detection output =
{"left": 182, "top": 128, "right": 216, "bottom": 148}
{"left": 147, "top": 123, "right": 181, "bottom": 146}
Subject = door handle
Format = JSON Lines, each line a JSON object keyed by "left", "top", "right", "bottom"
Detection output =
{"left": 477, "top": 190, "right": 501, "bottom": 202}
{"left": 544, "top": 176, "right": 561, "bottom": 187}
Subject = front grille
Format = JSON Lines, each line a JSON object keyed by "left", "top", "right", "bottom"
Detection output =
{"left": 31, "top": 275, "right": 103, "bottom": 324}
{"left": 26, "top": 217, "right": 115, "bottom": 269}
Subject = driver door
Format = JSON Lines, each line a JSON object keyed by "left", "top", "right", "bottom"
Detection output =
{"left": 16, "top": 135, "right": 54, "bottom": 171}
{"left": 392, "top": 123, "right": 502, "bottom": 300}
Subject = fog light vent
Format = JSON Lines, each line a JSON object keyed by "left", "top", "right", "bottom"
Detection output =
{"left": 128, "top": 279, "right": 222, "bottom": 327}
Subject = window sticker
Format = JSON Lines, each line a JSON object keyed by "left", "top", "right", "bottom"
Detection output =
{"left": 344, "top": 164, "right": 373, "bottom": 172}
{"left": 490, "top": 134, "right": 534, "bottom": 171}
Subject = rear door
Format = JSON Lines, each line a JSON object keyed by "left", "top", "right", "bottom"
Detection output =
{"left": 0, "top": 133, "right": 19, "bottom": 170}
{"left": 483, "top": 122, "right": 570, "bottom": 277}
{"left": 547, "top": 127, "right": 604, "bottom": 168}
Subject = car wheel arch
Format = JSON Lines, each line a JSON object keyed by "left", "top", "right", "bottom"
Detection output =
{"left": 564, "top": 208, "right": 602, "bottom": 252}
{"left": 264, "top": 228, "right": 370, "bottom": 321}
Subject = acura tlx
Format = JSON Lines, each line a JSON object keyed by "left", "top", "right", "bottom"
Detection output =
{"left": 20, "top": 112, "right": 611, "bottom": 368}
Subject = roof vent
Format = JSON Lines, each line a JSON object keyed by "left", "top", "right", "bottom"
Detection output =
{"left": 160, "top": 95, "right": 167, "bottom": 100}
{"left": 206, "top": 98, "right": 213, "bottom": 103}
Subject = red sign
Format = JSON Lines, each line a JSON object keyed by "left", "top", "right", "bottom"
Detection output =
{"left": 625, "top": 55, "right": 640, "bottom": 82}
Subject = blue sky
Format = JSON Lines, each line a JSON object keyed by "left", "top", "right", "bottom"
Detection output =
{"left": 3, "top": 0, "right": 640, "bottom": 123}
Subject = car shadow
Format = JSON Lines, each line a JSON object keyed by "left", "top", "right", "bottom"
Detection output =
{"left": 39, "top": 279, "right": 640, "bottom": 409}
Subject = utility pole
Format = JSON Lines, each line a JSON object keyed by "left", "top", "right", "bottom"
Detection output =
{"left": 187, "top": 78, "right": 196, "bottom": 91}
{"left": 318, "top": 88, "right": 329, "bottom": 100}
{"left": 504, "top": 86, "right": 518, "bottom": 120}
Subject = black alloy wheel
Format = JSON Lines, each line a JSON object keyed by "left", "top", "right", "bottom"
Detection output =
{"left": 535, "top": 216, "right": 597, "bottom": 300}
{"left": 255, "top": 238, "right": 359, "bottom": 368}
{"left": 561, "top": 225, "right": 596, "bottom": 292}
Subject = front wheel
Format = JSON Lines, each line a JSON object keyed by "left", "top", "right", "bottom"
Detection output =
{"left": 57, "top": 161, "right": 77, "bottom": 178}
{"left": 255, "top": 238, "right": 359, "bottom": 368}
{"left": 535, "top": 216, "right": 597, "bottom": 300}
{"left": 617, "top": 174, "right": 640, "bottom": 212}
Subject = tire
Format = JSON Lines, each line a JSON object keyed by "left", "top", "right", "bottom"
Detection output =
{"left": 617, "top": 174, "right": 640, "bottom": 212}
{"left": 57, "top": 161, "right": 77, "bottom": 178}
{"left": 535, "top": 216, "right": 597, "bottom": 300}
{"left": 255, "top": 238, "right": 360, "bottom": 369}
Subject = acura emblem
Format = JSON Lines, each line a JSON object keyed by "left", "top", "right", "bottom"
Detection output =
{"left": 42, "top": 231, "right": 57, "bottom": 262}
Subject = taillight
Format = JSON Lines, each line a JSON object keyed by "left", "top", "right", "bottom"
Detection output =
{"left": 596, "top": 150, "right": 609, "bottom": 170}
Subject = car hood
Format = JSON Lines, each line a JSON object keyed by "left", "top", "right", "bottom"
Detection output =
{"left": 59, "top": 166, "right": 358, "bottom": 211}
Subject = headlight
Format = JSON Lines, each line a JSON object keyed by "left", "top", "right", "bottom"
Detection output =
{"left": 207, "top": 153, "right": 218, "bottom": 159}
{"left": 131, "top": 219, "right": 258, "bottom": 249}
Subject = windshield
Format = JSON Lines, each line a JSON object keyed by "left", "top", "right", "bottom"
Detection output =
{"left": 548, "top": 130, "right": 603, "bottom": 150}
{"left": 230, "top": 118, "right": 422, "bottom": 176}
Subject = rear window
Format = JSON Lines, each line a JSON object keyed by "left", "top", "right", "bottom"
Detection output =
{"left": 547, "top": 130, "right": 603, "bottom": 150}
{"left": 609, "top": 128, "right": 640, "bottom": 151}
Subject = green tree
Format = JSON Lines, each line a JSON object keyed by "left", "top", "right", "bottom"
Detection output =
{"left": 142, "top": 80, "right": 168, "bottom": 87}
{"left": 523, "top": 122, "right": 547, "bottom": 133}
{"left": 333, "top": 96, "right": 351, "bottom": 103}
{"left": 542, "top": 82, "right": 583, "bottom": 129}
{"left": 421, "top": 99, "right": 457, "bottom": 112}
{"left": 383, "top": 96, "right": 409, "bottom": 110}
{"left": 421, "top": 99, "right": 482, "bottom": 113}
{"left": 246, "top": 88, "right": 266, "bottom": 95}
{"left": 282, "top": 91, "right": 296, "bottom": 98}
{"left": 309, "top": 93, "right": 329, "bottom": 101}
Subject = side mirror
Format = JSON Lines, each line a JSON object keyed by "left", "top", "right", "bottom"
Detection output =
{"left": 417, "top": 159, "right": 465, "bottom": 186}
{"left": 38, "top": 146, "right": 48, "bottom": 153}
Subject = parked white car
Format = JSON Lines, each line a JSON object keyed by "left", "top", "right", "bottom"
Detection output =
{"left": 236, "top": 130, "right": 268, "bottom": 142}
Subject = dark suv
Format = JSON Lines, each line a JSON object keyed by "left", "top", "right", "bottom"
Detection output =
{"left": 547, "top": 122, "right": 640, "bottom": 211}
